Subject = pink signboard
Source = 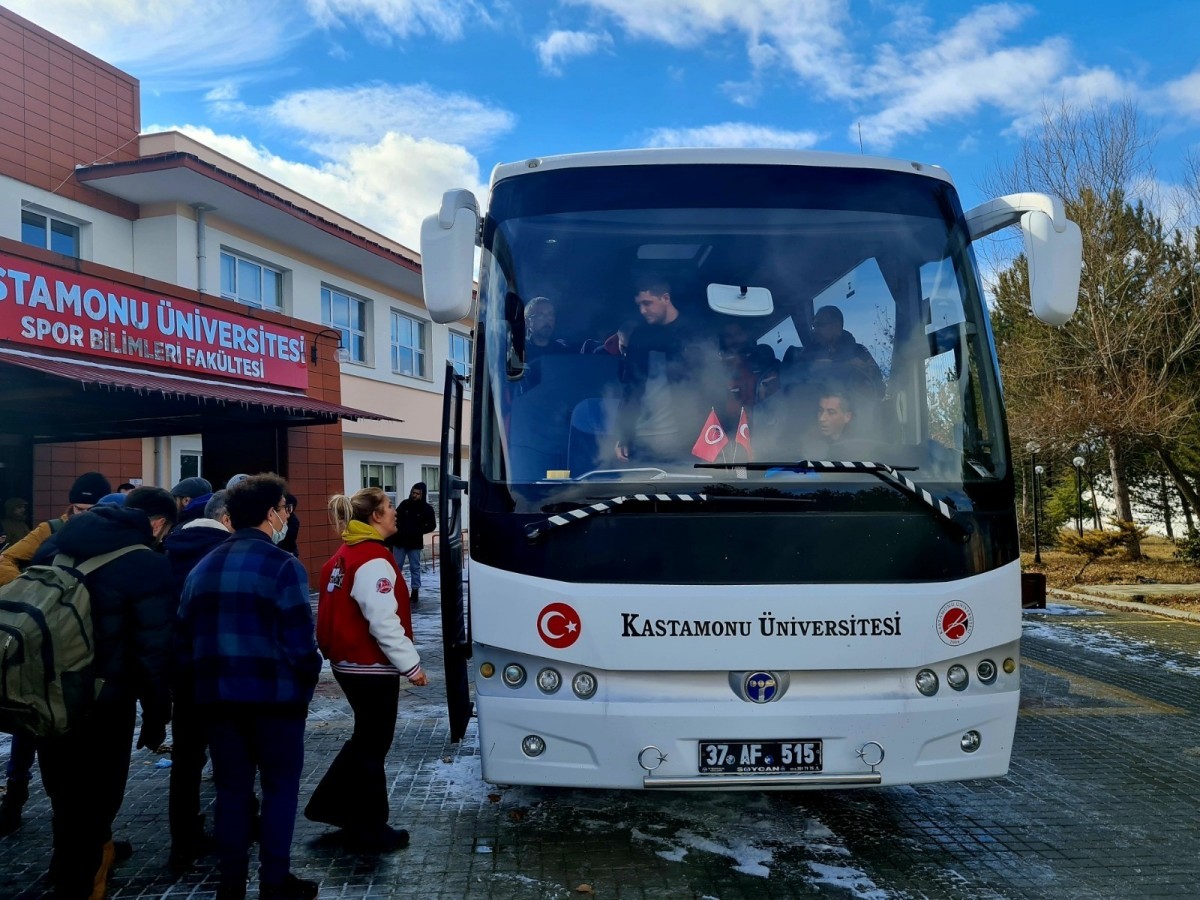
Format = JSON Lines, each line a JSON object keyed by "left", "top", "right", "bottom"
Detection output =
{"left": 0, "top": 253, "right": 309, "bottom": 389}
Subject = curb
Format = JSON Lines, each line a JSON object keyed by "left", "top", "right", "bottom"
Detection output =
{"left": 1046, "top": 587, "right": 1200, "bottom": 623}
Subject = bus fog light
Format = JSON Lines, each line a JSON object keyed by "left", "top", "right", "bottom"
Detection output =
{"left": 946, "top": 664, "right": 969, "bottom": 691}
{"left": 479, "top": 662, "right": 495, "bottom": 678}
{"left": 572, "top": 671, "right": 597, "bottom": 699}
{"left": 976, "top": 659, "right": 996, "bottom": 684}
{"left": 1002, "top": 657, "right": 1016, "bottom": 674}
{"left": 536, "top": 667, "right": 562, "bottom": 693}
{"left": 521, "top": 735, "right": 546, "bottom": 757}
{"left": 960, "top": 730, "right": 982, "bottom": 753}
{"left": 915, "top": 669, "right": 939, "bottom": 696}
{"left": 502, "top": 664, "right": 526, "bottom": 688}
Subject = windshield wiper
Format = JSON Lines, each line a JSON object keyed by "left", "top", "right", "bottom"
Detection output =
{"left": 524, "top": 491, "right": 817, "bottom": 542}
{"left": 525, "top": 492, "right": 707, "bottom": 542}
{"left": 696, "top": 459, "right": 971, "bottom": 538}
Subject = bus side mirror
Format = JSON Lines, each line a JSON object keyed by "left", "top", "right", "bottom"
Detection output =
{"left": 1021, "top": 210, "right": 1082, "bottom": 326}
{"left": 420, "top": 189, "right": 479, "bottom": 324}
{"left": 964, "top": 193, "right": 1082, "bottom": 326}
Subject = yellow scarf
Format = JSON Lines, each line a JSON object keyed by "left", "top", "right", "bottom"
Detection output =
{"left": 342, "top": 519, "right": 383, "bottom": 546}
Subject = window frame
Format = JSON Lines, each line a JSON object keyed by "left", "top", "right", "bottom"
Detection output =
{"left": 321, "top": 285, "right": 371, "bottom": 365}
{"left": 21, "top": 207, "right": 82, "bottom": 258}
{"left": 390, "top": 309, "right": 429, "bottom": 379}
{"left": 360, "top": 462, "right": 399, "bottom": 493}
{"left": 219, "top": 248, "right": 284, "bottom": 311}
{"left": 448, "top": 330, "right": 473, "bottom": 381}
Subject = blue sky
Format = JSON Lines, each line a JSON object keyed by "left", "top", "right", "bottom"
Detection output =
{"left": 10, "top": 1, "right": 1200, "bottom": 252}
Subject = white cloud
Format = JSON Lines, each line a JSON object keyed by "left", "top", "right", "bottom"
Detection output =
{"left": 146, "top": 124, "right": 486, "bottom": 251}
{"left": 536, "top": 29, "right": 613, "bottom": 75}
{"left": 568, "top": 1, "right": 1143, "bottom": 151}
{"left": 644, "top": 123, "right": 821, "bottom": 150}
{"left": 264, "top": 84, "right": 516, "bottom": 149}
{"left": 1162, "top": 70, "right": 1200, "bottom": 118}
{"left": 304, "top": 0, "right": 490, "bottom": 41}
{"left": 6, "top": 0, "right": 304, "bottom": 79}
{"left": 567, "top": 0, "right": 856, "bottom": 96}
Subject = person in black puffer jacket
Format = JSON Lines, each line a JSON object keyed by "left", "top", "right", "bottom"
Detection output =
{"left": 32, "top": 487, "right": 178, "bottom": 900}
{"left": 163, "top": 490, "right": 232, "bottom": 874}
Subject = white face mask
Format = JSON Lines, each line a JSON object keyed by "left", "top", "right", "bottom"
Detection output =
{"left": 269, "top": 508, "right": 288, "bottom": 545}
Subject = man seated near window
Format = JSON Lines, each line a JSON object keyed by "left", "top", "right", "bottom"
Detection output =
{"left": 786, "top": 305, "right": 884, "bottom": 399}
{"left": 523, "top": 296, "right": 573, "bottom": 363}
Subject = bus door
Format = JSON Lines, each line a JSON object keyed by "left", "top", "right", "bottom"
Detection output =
{"left": 439, "top": 362, "right": 473, "bottom": 741}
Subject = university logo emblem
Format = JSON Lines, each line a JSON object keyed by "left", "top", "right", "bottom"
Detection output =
{"left": 936, "top": 600, "right": 973, "bottom": 645}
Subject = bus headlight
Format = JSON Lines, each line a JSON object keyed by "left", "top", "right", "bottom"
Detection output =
{"left": 502, "top": 664, "right": 526, "bottom": 688}
{"left": 976, "top": 659, "right": 997, "bottom": 684}
{"left": 479, "top": 662, "right": 495, "bottom": 678}
{"left": 946, "top": 664, "right": 969, "bottom": 691}
{"left": 521, "top": 735, "right": 546, "bottom": 757}
{"left": 572, "top": 671, "right": 597, "bottom": 699}
{"left": 960, "top": 730, "right": 982, "bottom": 753}
{"left": 536, "top": 667, "right": 562, "bottom": 694}
{"left": 915, "top": 669, "right": 939, "bottom": 696}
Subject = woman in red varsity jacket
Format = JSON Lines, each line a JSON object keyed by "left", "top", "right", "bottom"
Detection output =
{"left": 305, "top": 487, "right": 427, "bottom": 853}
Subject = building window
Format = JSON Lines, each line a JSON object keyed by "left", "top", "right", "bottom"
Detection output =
{"left": 361, "top": 462, "right": 398, "bottom": 493}
{"left": 220, "top": 250, "right": 283, "bottom": 310}
{"left": 179, "top": 452, "right": 202, "bottom": 481}
{"left": 321, "top": 287, "right": 369, "bottom": 364}
{"left": 21, "top": 209, "right": 80, "bottom": 257}
{"left": 449, "top": 331, "right": 473, "bottom": 380}
{"left": 421, "top": 464, "right": 441, "bottom": 513}
{"left": 391, "top": 311, "right": 427, "bottom": 378}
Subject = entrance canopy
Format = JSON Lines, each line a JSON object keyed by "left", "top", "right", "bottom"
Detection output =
{"left": 0, "top": 348, "right": 395, "bottom": 442}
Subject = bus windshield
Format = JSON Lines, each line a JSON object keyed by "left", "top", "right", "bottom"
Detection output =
{"left": 476, "top": 163, "right": 1007, "bottom": 508}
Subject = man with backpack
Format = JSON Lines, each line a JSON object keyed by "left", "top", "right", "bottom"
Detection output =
{"left": 28, "top": 486, "right": 177, "bottom": 899}
{"left": 0, "top": 471, "right": 110, "bottom": 839}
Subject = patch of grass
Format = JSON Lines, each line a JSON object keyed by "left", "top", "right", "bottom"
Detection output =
{"left": 1023, "top": 535, "right": 1200, "bottom": 613}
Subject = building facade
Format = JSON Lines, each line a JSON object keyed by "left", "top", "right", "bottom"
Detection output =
{"left": 0, "top": 7, "right": 468, "bottom": 577}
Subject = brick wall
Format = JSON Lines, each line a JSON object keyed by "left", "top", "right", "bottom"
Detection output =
{"left": 0, "top": 6, "right": 139, "bottom": 219}
{"left": 31, "top": 438, "right": 142, "bottom": 521}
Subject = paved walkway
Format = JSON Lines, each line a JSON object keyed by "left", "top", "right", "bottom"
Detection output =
{"left": 1, "top": 568, "right": 463, "bottom": 899}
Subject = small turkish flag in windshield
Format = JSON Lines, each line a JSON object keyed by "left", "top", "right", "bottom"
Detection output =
{"left": 735, "top": 407, "right": 753, "bottom": 461}
{"left": 692, "top": 409, "right": 729, "bottom": 462}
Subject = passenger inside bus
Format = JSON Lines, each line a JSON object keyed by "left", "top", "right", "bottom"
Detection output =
{"left": 781, "top": 305, "right": 884, "bottom": 400}
{"left": 613, "top": 274, "right": 718, "bottom": 465}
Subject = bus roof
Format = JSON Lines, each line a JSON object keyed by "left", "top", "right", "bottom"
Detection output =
{"left": 489, "top": 148, "right": 957, "bottom": 189}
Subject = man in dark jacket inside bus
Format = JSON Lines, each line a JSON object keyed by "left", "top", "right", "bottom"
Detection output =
{"left": 389, "top": 482, "right": 436, "bottom": 606}
{"left": 33, "top": 487, "right": 178, "bottom": 899}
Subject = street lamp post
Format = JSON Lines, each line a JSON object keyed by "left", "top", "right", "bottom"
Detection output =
{"left": 1026, "top": 442, "right": 1041, "bottom": 565}
{"left": 1072, "top": 456, "right": 1086, "bottom": 537}
{"left": 1033, "top": 464, "right": 1045, "bottom": 564}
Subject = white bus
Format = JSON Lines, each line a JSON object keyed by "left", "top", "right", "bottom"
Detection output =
{"left": 421, "top": 149, "right": 1081, "bottom": 790}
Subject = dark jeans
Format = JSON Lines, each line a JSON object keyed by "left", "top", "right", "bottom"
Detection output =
{"left": 305, "top": 671, "right": 399, "bottom": 831}
{"left": 169, "top": 694, "right": 208, "bottom": 846}
{"left": 205, "top": 708, "right": 305, "bottom": 889}
{"left": 37, "top": 698, "right": 137, "bottom": 899}
{"left": 5, "top": 731, "right": 35, "bottom": 784}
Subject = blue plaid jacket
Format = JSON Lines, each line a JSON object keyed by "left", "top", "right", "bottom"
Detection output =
{"left": 177, "top": 528, "right": 321, "bottom": 711}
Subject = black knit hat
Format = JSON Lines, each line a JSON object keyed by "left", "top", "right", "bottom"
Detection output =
{"left": 171, "top": 476, "right": 213, "bottom": 499}
{"left": 69, "top": 472, "right": 112, "bottom": 505}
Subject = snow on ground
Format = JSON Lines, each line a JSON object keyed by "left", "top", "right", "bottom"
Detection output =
{"left": 1024, "top": 607, "right": 1200, "bottom": 677}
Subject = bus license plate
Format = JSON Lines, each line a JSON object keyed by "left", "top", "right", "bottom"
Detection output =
{"left": 698, "top": 740, "right": 823, "bottom": 774}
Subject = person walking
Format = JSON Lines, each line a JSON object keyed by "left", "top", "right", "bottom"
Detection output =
{"left": 0, "top": 471, "right": 111, "bottom": 840}
{"left": 32, "top": 486, "right": 178, "bottom": 899}
{"left": 306, "top": 488, "right": 426, "bottom": 852}
{"left": 163, "top": 490, "right": 233, "bottom": 874}
{"left": 389, "top": 483, "right": 435, "bottom": 606}
{"left": 176, "top": 474, "right": 321, "bottom": 900}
